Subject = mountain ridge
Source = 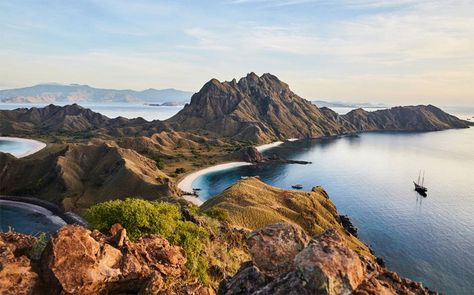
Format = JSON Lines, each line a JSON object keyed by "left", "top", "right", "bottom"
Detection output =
{"left": 168, "top": 72, "right": 469, "bottom": 142}
{"left": 0, "top": 83, "right": 193, "bottom": 104}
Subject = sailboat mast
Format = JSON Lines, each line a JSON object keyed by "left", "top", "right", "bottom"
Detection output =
{"left": 418, "top": 170, "right": 421, "bottom": 184}
{"left": 422, "top": 171, "right": 425, "bottom": 186}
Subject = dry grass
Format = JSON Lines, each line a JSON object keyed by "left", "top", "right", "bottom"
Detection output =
{"left": 201, "top": 177, "right": 372, "bottom": 257}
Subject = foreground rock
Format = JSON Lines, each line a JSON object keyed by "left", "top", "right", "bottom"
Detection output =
{"left": 40, "top": 224, "right": 213, "bottom": 295}
{"left": 0, "top": 231, "right": 40, "bottom": 295}
{"left": 219, "top": 223, "right": 438, "bottom": 295}
{"left": 0, "top": 225, "right": 213, "bottom": 295}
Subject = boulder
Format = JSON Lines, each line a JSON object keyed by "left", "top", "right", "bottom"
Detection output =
{"left": 294, "top": 229, "right": 365, "bottom": 294}
{"left": 246, "top": 223, "right": 309, "bottom": 277}
{"left": 40, "top": 224, "right": 208, "bottom": 295}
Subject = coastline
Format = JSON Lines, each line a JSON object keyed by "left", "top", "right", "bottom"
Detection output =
{"left": 177, "top": 139, "right": 300, "bottom": 206}
{"left": 0, "top": 195, "right": 87, "bottom": 226}
{"left": 0, "top": 136, "right": 46, "bottom": 158}
{"left": 177, "top": 162, "right": 252, "bottom": 206}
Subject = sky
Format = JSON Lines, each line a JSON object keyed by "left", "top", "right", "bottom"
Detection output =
{"left": 0, "top": 0, "right": 473, "bottom": 105}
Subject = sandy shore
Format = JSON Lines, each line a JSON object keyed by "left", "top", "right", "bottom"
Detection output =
{"left": 255, "top": 138, "right": 299, "bottom": 152}
{"left": 255, "top": 141, "right": 284, "bottom": 152}
{"left": 177, "top": 162, "right": 252, "bottom": 206}
{"left": 0, "top": 136, "right": 46, "bottom": 158}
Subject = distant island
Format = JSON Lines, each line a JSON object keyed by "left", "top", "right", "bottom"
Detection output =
{"left": 0, "top": 83, "right": 193, "bottom": 104}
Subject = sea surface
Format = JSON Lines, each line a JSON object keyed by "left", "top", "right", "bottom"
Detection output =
{"left": 0, "top": 102, "right": 182, "bottom": 121}
{"left": 0, "top": 200, "right": 66, "bottom": 235}
{"left": 193, "top": 108, "right": 474, "bottom": 294}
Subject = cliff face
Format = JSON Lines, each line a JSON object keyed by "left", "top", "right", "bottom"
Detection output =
{"left": 0, "top": 142, "right": 178, "bottom": 212}
{"left": 168, "top": 73, "right": 468, "bottom": 143}
{"left": 167, "top": 73, "right": 352, "bottom": 143}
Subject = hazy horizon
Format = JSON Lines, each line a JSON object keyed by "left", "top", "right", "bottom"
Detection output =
{"left": 1, "top": 1, "right": 473, "bottom": 106}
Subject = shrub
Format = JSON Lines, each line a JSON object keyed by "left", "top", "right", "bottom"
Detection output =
{"left": 85, "top": 198, "right": 180, "bottom": 240}
{"left": 84, "top": 199, "right": 210, "bottom": 283}
{"left": 202, "top": 207, "right": 230, "bottom": 222}
{"left": 30, "top": 232, "right": 47, "bottom": 260}
{"left": 175, "top": 167, "right": 186, "bottom": 174}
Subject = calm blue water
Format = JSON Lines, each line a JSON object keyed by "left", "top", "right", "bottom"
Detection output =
{"left": 0, "top": 139, "right": 35, "bottom": 157}
{"left": 0, "top": 201, "right": 66, "bottom": 235}
{"left": 0, "top": 102, "right": 182, "bottom": 121}
{"left": 193, "top": 127, "right": 474, "bottom": 294}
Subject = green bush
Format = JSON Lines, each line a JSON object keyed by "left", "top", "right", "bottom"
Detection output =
{"left": 30, "top": 232, "right": 47, "bottom": 260}
{"left": 202, "top": 207, "right": 230, "bottom": 222}
{"left": 85, "top": 198, "right": 180, "bottom": 240}
{"left": 175, "top": 167, "right": 186, "bottom": 174}
{"left": 84, "top": 199, "right": 210, "bottom": 283}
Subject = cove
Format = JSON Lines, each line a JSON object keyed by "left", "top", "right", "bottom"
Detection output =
{"left": 193, "top": 128, "right": 474, "bottom": 294}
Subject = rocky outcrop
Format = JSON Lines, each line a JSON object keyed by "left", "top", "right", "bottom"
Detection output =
{"left": 0, "top": 231, "right": 41, "bottom": 295}
{"left": 233, "top": 147, "right": 266, "bottom": 163}
{"left": 38, "top": 224, "right": 213, "bottom": 295}
{"left": 219, "top": 224, "right": 438, "bottom": 295}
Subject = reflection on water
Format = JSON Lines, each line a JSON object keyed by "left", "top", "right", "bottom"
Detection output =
{"left": 194, "top": 128, "right": 474, "bottom": 294}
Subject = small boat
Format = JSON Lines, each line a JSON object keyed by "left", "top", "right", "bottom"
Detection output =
{"left": 192, "top": 188, "right": 202, "bottom": 191}
{"left": 414, "top": 170, "right": 427, "bottom": 195}
{"left": 240, "top": 176, "right": 249, "bottom": 180}
{"left": 292, "top": 184, "right": 303, "bottom": 189}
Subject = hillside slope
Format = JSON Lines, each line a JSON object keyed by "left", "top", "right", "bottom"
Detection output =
{"left": 0, "top": 142, "right": 178, "bottom": 212}
{"left": 201, "top": 177, "right": 370, "bottom": 256}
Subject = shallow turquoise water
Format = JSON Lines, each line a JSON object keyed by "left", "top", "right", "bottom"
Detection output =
{"left": 0, "top": 139, "right": 35, "bottom": 157}
{"left": 193, "top": 127, "right": 474, "bottom": 294}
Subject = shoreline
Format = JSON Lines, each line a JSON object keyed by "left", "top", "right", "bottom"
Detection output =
{"left": 177, "top": 162, "right": 253, "bottom": 206}
{"left": 0, "top": 195, "right": 87, "bottom": 226}
{"left": 178, "top": 139, "right": 300, "bottom": 206}
{"left": 0, "top": 136, "right": 47, "bottom": 158}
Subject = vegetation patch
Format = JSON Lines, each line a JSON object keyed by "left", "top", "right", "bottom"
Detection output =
{"left": 85, "top": 198, "right": 210, "bottom": 283}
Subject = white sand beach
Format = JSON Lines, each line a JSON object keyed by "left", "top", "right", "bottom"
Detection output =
{"left": 255, "top": 138, "right": 299, "bottom": 152}
{"left": 255, "top": 141, "right": 284, "bottom": 152}
{"left": 177, "top": 162, "right": 252, "bottom": 206}
{"left": 0, "top": 137, "right": 47, "bottom": 158}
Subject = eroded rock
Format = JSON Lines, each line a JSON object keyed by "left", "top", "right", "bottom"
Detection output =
{"left": 220, "top": 223, "right": 438, "bottom": 295}
{"left": 0, "top": 231, "right": 40, "bottom": 295}
{"left": 39, "top": 224, "right": 209, "bottom": 295}
{"left": 247, "top": 223, "right": 309, "bottom": 277}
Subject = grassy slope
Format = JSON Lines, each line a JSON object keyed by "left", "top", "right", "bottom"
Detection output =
{"left": 201, "top": 177, "right": 372, "bottom": 257}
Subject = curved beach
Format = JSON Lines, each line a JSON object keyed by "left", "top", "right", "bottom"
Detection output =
{"left": 0, "top": 136, "right": 46, "bottom": 158}
{"left": 178, "top": 162, "right": 252, "bottom": 193}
